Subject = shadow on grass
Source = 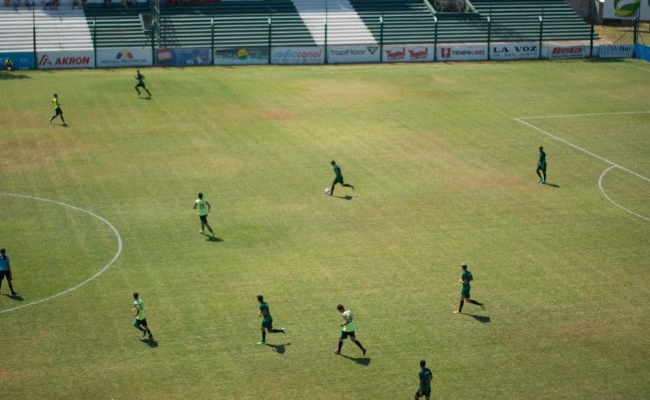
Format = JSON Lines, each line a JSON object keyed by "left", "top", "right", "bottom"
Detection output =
{"left": 332, "top": 195, "right": 353, "bottom": 200}
{"left": 3, "top": 293, "right": 24, "bottom": 301}
{"left": 141, "top": 338, "right": 159, "bottom": 348}
{"left": 266, "top": 342, "right": 291, "bottom": 354}
{"left": 544, "top": 182, "right": 560, "bottom": 188}
{"left": 0, "top": 72, "right": 30, "bottom": 80}
{"left": 466, "top": 314, "right": 491, "bottom": 323}
{"left": 201, "top": 233, "right": 223, "bottom": 242}
{"left": 340, "top": 354, "right": 371, "bottom": 366}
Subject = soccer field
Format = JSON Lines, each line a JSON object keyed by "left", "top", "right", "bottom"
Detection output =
{"left": 1, "top": 60, "right": 649, "bottom": 399}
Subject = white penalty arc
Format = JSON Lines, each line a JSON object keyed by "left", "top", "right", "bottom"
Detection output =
{"left": 0, "top": 192, "right": 123, "bottom": 314}
{"left": 515, "top": 112, "right": 650, "bottom": 223}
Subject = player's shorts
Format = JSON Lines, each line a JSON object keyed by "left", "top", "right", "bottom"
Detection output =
{"left": 0, "top": 270, "right": 11, "bottom": 281}
{"left": 133, "top": 318, "right": 147, "bottom": 328}
{"left": 537, "top": 162, "right": 546, "bottom": 171}
{"left": 339, "top": 330, "right": 356, "bottom": 340}
{"left": 136, "top": 81, "right": 146, "bottom": 88}
{"left": 415, "top": 387, "right": 431, "bottom": 398}
{"left": 199, "top": 215, "right": 208, "bottom": 224}
{"left": 54, "top": 107, "right": 63, "bottom": 116}
{"left": 333, "top": 175, "right": 344, "bottom": 185}
{"left": 262, "top": 317, "right": 273, "bottom": 330}
{"left": 461, "top": 287, "right": 471, "bottom": 299}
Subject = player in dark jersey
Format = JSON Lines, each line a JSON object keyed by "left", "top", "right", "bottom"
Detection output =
{"left": 257, "top": 295, "right": 286, "bottom": 345}
{"left": 454, "top": 263, "right": 485, "bottom": 314}
{"left": 536, "top": 146, "right": 547, "bottom": 184}
{"left": 329, "top": 160, "right": 355, "bottom": 196}
{"left": 134, "top": 69, "right": 151, "bottom": 98}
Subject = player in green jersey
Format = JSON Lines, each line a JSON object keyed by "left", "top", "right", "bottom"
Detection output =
{"left": 193, "top": 192, "right": 215, "bottom": 237}
{"left": 132, "top": 292, "right": 153, "bottom": 340}
{"left": 134, "top": 69, "right": 151, "bottom": 98}
{"left": 454, "top": 263, "right": 485, "bottom": 314}
{"left": 329, "top": 161, "right": 355, "bottom": 196}
{"left": 257, "top": 295, "right": 285, "bottom": 345}
{"left": 414, "top": 359, "right": 433, "bottom": 400}
{"left": 536, "top": 146, "right": 547, "bottom": 184}
{"left": 335, "top": 304, "right": 366, "bottom": 355}
{"left": 49, "top": 93, "right": 67, "bottom": 126}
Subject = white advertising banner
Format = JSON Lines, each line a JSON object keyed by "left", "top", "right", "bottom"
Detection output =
{"left": 328, "top": 45, "right": 380, "bottom": 64}
{"left": 545, "top": 45, "right": 587, "bottom": 59}
{"left": 603, "top": 0, "right": 650, "bottom": 21}
{"left": 96, "top": 48, "right": 152, "bottom": 67}
{"left": 599, "top": 43, "right": 635, "bottom": 58}
{"left": 271, "top": 47, "right": 324, "bottom": 64}
{"left": 490, "top": 43, "right": 540, "bottom": 60}
{"left": 382, "top": 45, "right": 434, "bottom": 62}
{"left": 437, "top": 44, "right": 488, "bottom": 61}
{"left": 36, "top": 51, "right": 94, "bottom": 69}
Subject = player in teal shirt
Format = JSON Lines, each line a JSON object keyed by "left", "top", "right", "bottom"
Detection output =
{"left": 335, "top": 304, "right": 367, "bottom": 355}
{"left": 454, "top": 263, "right": 485, "bottom": 314}
{"left": 536, "top": 146, "right": 547, "bottom": 184}
{"left": 257, "top": 295, "right": 285, "bottom": 345}
{"left": 414, "top": 359, "right": 433, "bottom": 400}
{"left": 329, "top": 160, "right": 355, "bottom": 196}
{"left": 0, "top": 248, "right": 17, "bottom": 296}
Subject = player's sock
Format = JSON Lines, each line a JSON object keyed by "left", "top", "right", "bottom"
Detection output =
{"left": 458, "top": 300, "right": 464, "bottom": 312}
{"left": 262, "top": 331, "right": 266, "bottom": 342}
{"left": 355, "top": 340, "right": 364, "bottom": 352}
{"left": 337, "top": 342, "right": 343, "bottom": 352}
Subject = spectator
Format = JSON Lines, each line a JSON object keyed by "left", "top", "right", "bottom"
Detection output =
{"left": 12, "top": 0, "right": 18, "bottom": 11}
{"left": 25, "top": 0, "right": 33, "bottom": 9}
{"left": 103, "top": 0, "right": 111, "bottom": 8}
{"left": 4, "top": 58, "right": 13, "bottom": 71}
{"left": 72, "top": 0, "right": 79, "bottom": 8}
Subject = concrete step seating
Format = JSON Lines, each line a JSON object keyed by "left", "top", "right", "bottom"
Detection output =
{"left": 0, "top": 7, "right": 92, "bottom": 51}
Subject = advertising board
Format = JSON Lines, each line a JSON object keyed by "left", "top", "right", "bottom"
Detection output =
{"left": 437, "top": 45, "right": 488, "bottom": 61}
{"left": 36, "top": 51, "right": 94, "bottom": 69}
{"left": 328, "top": 45, "right": 380, "bottom": 64}
{"left": 214, "top": 47, "right": 269, "bottom": 65}
{"left": 97, "top": 48, "right": 152, "bottom": 68}
{"left": 490, "top": 43, "right": 540, "bottom": 60}
{"left": 271, "top": 47, "right": 324, "bottom": 64}
{"left": 156, "top": 48, "right": 211, "bottom": 66}
{"left": 599, "top": 44, "right": 634, "bottom": 58}
{"left": 382, "top": 45, "right": 434, "bottom": 62}
{"left": 0, "top": 52, "right": 34, "bottom": 70}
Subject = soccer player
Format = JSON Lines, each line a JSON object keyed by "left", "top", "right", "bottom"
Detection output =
{"left": 132, "top": 292, "right": 153, "bottom": 340}
{"left": 335, "top": 304, "right": 366, "bottom": 355}
{"left": 193, "top": 192, "right": 215, "bottom": 237}
{"left": 134, "top": 69, "right": 151, "bottom": 98}
{"left": 454, "top": 263, "right": 485, "bottom": 314}
{"left": 415, "top": 359, "right": 433, "bottom": 400}
{"left": 329, "top": 160, "right": 355, "bottom": 196}
{"left": 257, "top": 295, "right": 285, "bottom": 345}
{"left": 49, "top": 93, "right": 67, "bottom": 126}
{"left": 536, "top": 146, "right": 547, "bottom": 184}
{"left": 0, "top": 248, "right": 17, "bottom": 296}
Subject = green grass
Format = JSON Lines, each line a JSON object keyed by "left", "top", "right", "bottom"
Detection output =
{"left": 1, "top": 60, "right": 649, "bottom": 399}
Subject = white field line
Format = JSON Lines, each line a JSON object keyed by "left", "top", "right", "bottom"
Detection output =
{"left": 515, "top": 112, "right": 650, "bottom": 221}
{"left": 0, "top": 193, "right": 123, "bottom": 314}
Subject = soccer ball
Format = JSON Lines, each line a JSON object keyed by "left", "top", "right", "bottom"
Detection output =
{"left": 324, "top": 188, "right": 331, "bottom": 195}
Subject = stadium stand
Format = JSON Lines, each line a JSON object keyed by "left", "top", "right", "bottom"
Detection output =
{"left": 0, "top": 8, "right": 92, "bottom": 51}
{"left": 84, "top": 2, "right": 149, "bottom": 48}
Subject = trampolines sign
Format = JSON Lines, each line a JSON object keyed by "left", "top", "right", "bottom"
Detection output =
{"left": 437, "top": 45, "right": 488, "bottom": 61}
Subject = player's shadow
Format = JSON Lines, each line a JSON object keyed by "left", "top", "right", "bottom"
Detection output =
{"left": 467, "top": 314, "right": 491, "bottom": 323}
{"left": 201, "top": 233, "right": 223, "bottom": 242}
{"left": 340, "top": 354, "right": 371, "bottom": 366}
{"left": 0, "top": 72, "right": 30, "bottom": 80}
{"left": 141, "top": 338, "right": 159, "bottom": 348}
{"left": 3, "top": 293, "right": 24, "bottom": 301}
{"left": 266, "top": 342, "right": 290, "bottom": 354}
{"left": 544, "top": 182, "right": 560, "bottom": 188}
{"left": 333, "top": 195, "right": 353, "bottom": 201}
